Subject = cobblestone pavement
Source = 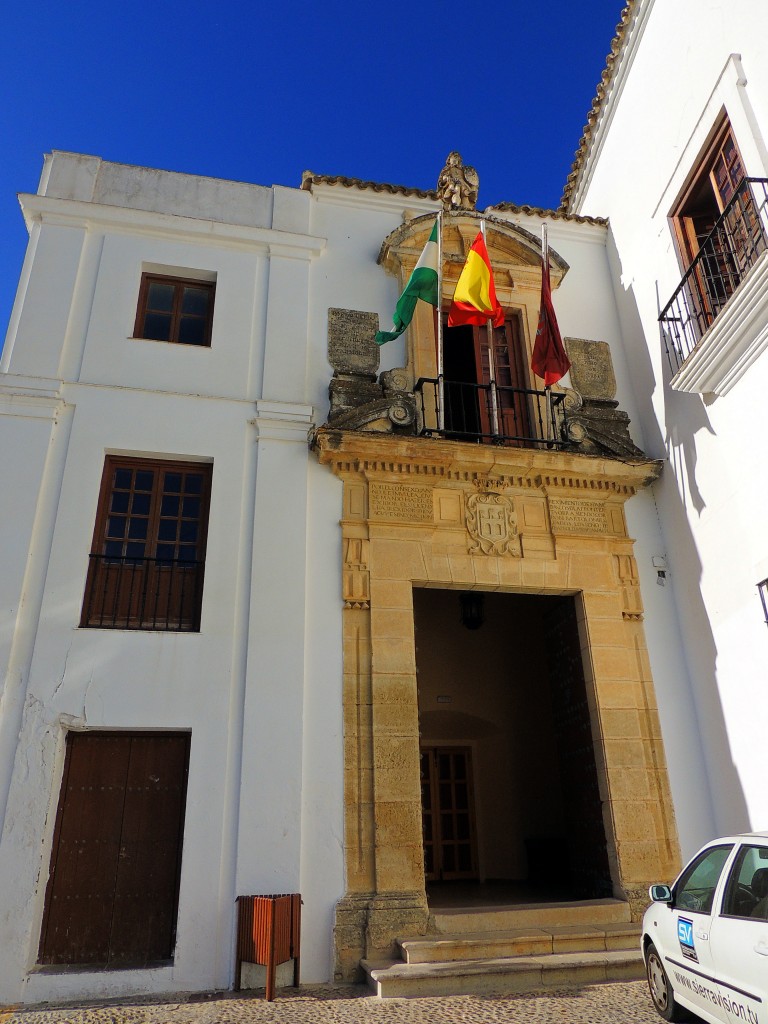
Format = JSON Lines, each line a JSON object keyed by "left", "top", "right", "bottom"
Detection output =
{"left": 2, "top": 980, "right": 662, "bottom": 1024}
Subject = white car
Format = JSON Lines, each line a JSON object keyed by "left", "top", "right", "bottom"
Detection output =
{"left": 643, "top": 832, "right": 768, "bottom": 1023}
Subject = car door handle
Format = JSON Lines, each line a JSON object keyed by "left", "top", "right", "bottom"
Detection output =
{"left": 754, "top": 939, "right": 768, "bottom": 956}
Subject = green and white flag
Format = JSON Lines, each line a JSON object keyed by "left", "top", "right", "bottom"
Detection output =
{"left": 375, "top": 220, "right": 440, "bottom": 345}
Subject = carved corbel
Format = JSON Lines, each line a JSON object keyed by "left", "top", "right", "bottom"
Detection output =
{"left": 343, "top": 538, "right": 370, "bottom": 609}
{"left": 615, "top": 553, "right": 644, "bottom": 620}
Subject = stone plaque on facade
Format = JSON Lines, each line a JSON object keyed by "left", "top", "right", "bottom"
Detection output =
{"left": 466, "top": 492, "right": 521, "bottom": 556}
{"left": 369, "top": 483, "right": 433, "bottom": 522}
{"left": 566, "top": 338, "right": 617, "bottom": 401}
{"left": 549, "top": 498, "right": 608, "bottom": 534}
{"left": 328, "top": 309, "right": 380, "bottom": 376}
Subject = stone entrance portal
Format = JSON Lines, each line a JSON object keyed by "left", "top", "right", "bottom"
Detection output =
{"left": 314, "top": 428, "right": 680, "bottom": 981}
{"left": 414, "top": 589, "right": 612, "bottom": 903}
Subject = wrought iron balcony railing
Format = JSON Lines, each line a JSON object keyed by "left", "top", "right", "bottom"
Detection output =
{"left": 414, "top": 377, "right": 568, "bottom": 449}
{"left": 659, "top": 178, "right": 768, "bottom": 373}
{"left": 81, "top": 555, "right": 204, "bottom": 631}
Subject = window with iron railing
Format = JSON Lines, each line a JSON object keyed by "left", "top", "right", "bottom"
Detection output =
{"left": 659, "top": 120, "right": 768, "bottom": 375}
{"left": 659, "top": 177, "right": 768, "bottom": 373}
{"left": 81, "top": 457, "right": 212, "bottom": 631}
{"left": 413, "top": 314, "right": 569, "bottom": 449}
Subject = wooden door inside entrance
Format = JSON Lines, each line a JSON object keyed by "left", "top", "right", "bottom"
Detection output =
{"left": 38, "top": 731, "right": 190, "bottom": 967}
{"left": 420, "top": 746, "right": 478, "bottom": 882}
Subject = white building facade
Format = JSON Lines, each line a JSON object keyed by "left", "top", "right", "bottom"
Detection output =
{"left": 0, "top": 142, "right": 700, "bottom": 1003}
{"left": 565, "top": 0, "right": 768, "bottom": 836}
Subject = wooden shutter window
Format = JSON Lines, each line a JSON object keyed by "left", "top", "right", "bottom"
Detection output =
{"left": 134, "top": 274, "right": 215, "bottom": 347}
{"left": 672, "top": 119, "right": 747, "bottom": 269}
{"left": 81, "top": 456, "right": 212, "bottom": 631}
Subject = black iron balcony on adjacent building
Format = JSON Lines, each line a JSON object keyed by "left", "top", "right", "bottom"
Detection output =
{"left": 659, "top": 178, "right": 768, "bottom": 373}
{"left": 413, "top": 377, "right": 568, "bottom": 449}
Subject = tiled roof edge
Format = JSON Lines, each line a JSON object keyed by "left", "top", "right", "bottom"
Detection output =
{"left": 301, "top": 171, "right": 437, "bottom": 200}
{"left": 560, "top": 1, "right": 637, "bottom": 212}
{"left": 490, "top": 201, "right": 607, "bottom": 227}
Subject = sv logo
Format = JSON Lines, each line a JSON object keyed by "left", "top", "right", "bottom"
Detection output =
{"left": 678, "top": 917, "right": 698, "bottom": 961}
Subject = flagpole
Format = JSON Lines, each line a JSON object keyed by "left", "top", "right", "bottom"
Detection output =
{"left": 437, "top": 210, "right": 445, "bottom": 434}
{"left": 480, "top": 220, "right": 499, "bottom": 438}
{"left": 541, "top": 223, "right": 553, "bottom": 442}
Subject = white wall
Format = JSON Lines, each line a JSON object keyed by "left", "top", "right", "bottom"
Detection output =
{"left": 0, "top": 154, "right": 345, "bottom": 1003}
{"left": 575, "top": 0, "right": 768, "bottom": 842}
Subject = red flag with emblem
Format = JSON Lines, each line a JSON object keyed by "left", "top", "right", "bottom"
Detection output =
{"left": 531, "top": 245, "right": 570, "bottom": 387}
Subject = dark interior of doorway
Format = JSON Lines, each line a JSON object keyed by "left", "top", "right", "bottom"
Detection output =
{"left": 413, "top": 587, "right": 613, "bottom": 906}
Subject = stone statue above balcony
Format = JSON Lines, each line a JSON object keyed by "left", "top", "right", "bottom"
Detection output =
{"left": 437, "top": 152, "right": 479, "bottom": 212}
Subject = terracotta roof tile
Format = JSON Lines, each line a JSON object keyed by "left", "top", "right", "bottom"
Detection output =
{"left": 490, "top": 201, "right": 607, "bottom": 227}
{"left": 301, "top": 171, "right": 436, "bottom": 200}
{"left": 301, "top": 172, "right": 607, "bottom": 225}
{"left": 560, "top": 1, "right": 636, "bottom": 212}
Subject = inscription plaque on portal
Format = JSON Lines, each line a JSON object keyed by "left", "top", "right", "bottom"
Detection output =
{"left": 369, "top": 483, "right": 433, "bottom": 523}
{"left": 549, "top": 499, "right": 608, "bottom": 535}
{"left": 328, "top": 308, "right": 380, "bottom": 376}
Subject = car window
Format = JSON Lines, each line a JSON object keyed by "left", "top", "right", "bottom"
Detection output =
{"left": 721, "top": 844, "right": 768, "bottom": 919}
{"left": 675, "top": 844, "right": 733, "bottom": 914}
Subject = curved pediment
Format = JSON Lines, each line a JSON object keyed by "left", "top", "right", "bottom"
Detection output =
{"left": 378, "top": 211, "right": 569, "bottom": 296}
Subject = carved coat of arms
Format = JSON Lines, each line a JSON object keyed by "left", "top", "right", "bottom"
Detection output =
{"left": 466, "top": 492, "right": 520, "bottom": 556}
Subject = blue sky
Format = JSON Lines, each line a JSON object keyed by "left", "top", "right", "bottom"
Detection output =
{"left": 0, "top": 0, "right": 624, "bottom": 350}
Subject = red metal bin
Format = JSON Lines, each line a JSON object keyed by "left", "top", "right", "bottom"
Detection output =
{"left": 235, "top": 893, "right": 301, "bottom": 1000}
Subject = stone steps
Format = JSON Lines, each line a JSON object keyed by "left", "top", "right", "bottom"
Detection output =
{"left": 361, "top": 899, "right": 644, "bottom": 999}
{"left": 429, "top": 897, "right": 632, "bottom": 933}
{"left": 362, "top": 948, "right": 644, "bottom": 998}
{"left": 399, "top": 920, "right": 641, "bottom": 963}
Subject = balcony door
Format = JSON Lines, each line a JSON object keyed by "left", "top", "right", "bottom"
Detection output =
{"left": 442, "top": 315, "right": 530, "bottom": 443}
{"left": 672, "top": 120, "right": 754, "bottom": 328}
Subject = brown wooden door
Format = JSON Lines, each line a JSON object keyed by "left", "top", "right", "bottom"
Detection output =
{"left": 420, "top": 747, "right": 478, "bottom": 882}
{"left": 39, "top": 731, "right": 190, "bottom": 966}
{"left": 473, "top": 319, "right": 531, "bottom": 443}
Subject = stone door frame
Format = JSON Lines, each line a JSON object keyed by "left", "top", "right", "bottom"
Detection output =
{"left": 315, "top": 428, "right": 680, "bottom": 980}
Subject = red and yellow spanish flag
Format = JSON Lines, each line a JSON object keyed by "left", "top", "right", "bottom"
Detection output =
{"left": 448, "top": 231, "right": 505, "bottom": 328}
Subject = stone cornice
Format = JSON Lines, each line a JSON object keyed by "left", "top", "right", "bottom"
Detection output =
{"left": 0, "top": 374, "right": 64, "bottom": 419}
{"left": 312, "top": 428, "right": 661, "bottom": 496}
{"left": 19, "top": 194, "right": 327, "bottom": 259}
{"left": 251, "top": 399, "right": 316, "bottom": 442}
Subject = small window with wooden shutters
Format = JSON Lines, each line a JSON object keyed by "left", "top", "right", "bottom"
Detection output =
{"left": 134, "top": 273, "right": 215, "bottom": 347}
{"left": 670, "top": 119, "right": 759, "bottom": 326}
{"left": 659, "top": 116, "right": 768, "bottom": 380}
{"left": 81, "top": 456, "right": 212, "bottom": 631}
